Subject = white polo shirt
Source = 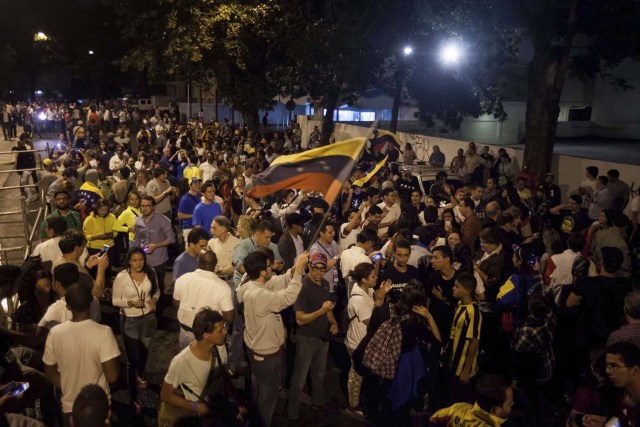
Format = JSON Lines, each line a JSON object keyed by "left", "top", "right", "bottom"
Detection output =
{"left": 208, "top": 234, "right": 241, "bottom": 274}
{"left": 340, "top": 245, "right": 371, "bottom": 280}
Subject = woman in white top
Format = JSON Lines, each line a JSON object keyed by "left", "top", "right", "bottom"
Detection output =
{"left": 112, "top": 247, "right": 160, "bottom": 413}
{"left": 345, "top": 262, "right": 390, "bottom": 415}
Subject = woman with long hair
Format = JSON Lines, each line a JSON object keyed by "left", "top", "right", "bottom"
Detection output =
{"left": 112, "top": 247, "right": 160, "bottom": 414}
{"left": 114, "top": 191, "right": 142, "bottom": 248}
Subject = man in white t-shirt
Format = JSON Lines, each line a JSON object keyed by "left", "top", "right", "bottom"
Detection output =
{"left": 173, "top": 250, "right": 234, "bottom": 349}
{"left": 207, "top": 216, "right": 240, "bottom": 283}
{"left": 376, "top": 188, "right": 401, "bottom": 239}
{"left": 340, "top": 229, "right": 377, "bottom": 280}
{"left": 160, "top": 308, "right": 247, "bottom": 422}
{"left": 43, "top": 283, "right": 120, "bottom": 421}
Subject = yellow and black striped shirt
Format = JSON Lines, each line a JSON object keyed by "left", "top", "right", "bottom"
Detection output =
{"left": 448, "top": 301, "right": 482, "bottom": 377}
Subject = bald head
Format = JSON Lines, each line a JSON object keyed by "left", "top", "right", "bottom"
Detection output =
{"left": 198, "top": 249, "right": 218, "bottom": 272}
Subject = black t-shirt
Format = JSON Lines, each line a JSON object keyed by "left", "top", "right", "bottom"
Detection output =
{"left": 573, "top": 276, "right": 631, "bottom": 339}
{"left": 378, "top": 264, "right": 419, "bottom": 295}
{"left": 559, "top": 208, "right": 591, "bottom": 234}
{"left": 424, "top": 271, "right": 457, "bottom": 344}
{"left": 294, "top": 276, "right": 332, "bottom": 337}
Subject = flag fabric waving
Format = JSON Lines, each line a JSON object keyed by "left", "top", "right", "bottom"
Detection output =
{"left": 247, "top": 137, "right": 366, "bottom": 207}
{"left": 370, "top": 129, "right": 402, "bottom": 155}
{"left": 352, "top": 155, "right": 388, "bottom": 187}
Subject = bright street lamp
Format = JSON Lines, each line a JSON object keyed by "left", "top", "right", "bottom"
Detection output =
{"left": 403, "top": 46, "right": 414, "bottom": 56}
{"left": 34, "top": 32, "right": 49, "bottom": 42}
{"left": 440, "top": 42, "right": 463, "bottom": 65}
{"left": 88, "top": 50, "right": 94, "bottom": 55}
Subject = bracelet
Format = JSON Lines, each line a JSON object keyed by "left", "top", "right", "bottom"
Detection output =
{"left": 191, "top": 401, "right": 197, "bottom": 412}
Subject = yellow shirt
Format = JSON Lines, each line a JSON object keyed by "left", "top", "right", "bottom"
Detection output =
{"left": 183, "top": 164, "right": 203, "bottom": 182}
{"left": 113, "top": 206, "right": 140, "bottom": 242}
{"left": 83, "top": 213, "right": 116, "bottom": 249}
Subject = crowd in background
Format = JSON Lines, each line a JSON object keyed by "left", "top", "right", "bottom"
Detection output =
{"left": 0, "top": 99, "right": 639, "bottom": 427}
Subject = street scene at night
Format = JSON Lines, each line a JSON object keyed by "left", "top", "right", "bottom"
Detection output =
{"left": 1, "top": 1, "right": 640, "bottom": 426}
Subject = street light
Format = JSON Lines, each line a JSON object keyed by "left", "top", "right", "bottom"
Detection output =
{"left": 440, "top": 42, "right": 463, "bottom": 65}
{"left": 403, "top": 46, "right": 414, "bottom": 56}
{"left": 34, "top": 32, "right": 49, "bottom": 42}
{"left": 88, "top": 50, "right": 94, "bottom": 55}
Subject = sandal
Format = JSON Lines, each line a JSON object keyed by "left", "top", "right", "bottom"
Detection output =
{"left": 136, "top": 376, "right": 148, "bottom": 389}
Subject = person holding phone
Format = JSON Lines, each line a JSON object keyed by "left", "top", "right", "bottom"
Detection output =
{"left": 112, "top": 247, "right": 160, "bottom": 414}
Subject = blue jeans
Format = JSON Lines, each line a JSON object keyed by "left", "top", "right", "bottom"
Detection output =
{"left": 248, "top": 347, "right": 285, "bottom": 427}
{"left": 121, "top": 313, "right": 155, "bottom": 402}
{"left": 287, "top": 335, "right": 329, "bottom": 419}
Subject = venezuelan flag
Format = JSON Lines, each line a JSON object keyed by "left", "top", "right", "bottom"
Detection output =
{"left": 247, "top": 137, "right": 366, "bottom": 207}
{"left": 352, "top": 155, "right": 388, "bottom": 187}
{"left": 370, "top": 129, "right": 401, "bottom": 155}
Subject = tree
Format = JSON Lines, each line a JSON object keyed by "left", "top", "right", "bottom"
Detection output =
{"left": 517, "top": 0, "right": 640, "bottom": 177}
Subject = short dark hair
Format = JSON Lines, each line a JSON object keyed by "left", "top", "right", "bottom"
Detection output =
{"left": 432, "top": 245, "right": 453, "bottom": 262}
{"left": 381, "top": 188, "right": 394, "bottom": 198}
{"left": 356, "top": 228, "right": 378, "bottom": 244}
{"left": 607, "top": 169, "right": 620, "bottom": 179}
{"left": 601, "top": 246, "right": 624, "bottom": 273}
{"left": 53, "top": 263, "right": 80, "bottom": 289}
{"left": 192, "top": 307, "right": 224, "bottom": 341}
{"left": 244, "top": 251, "right": 270, "bottom": 280}
{"left": 479, "top": 227, "right": 498, "bottom": 245}
{"left": 255, "top": 220, "right": 276, "bottom": 234}
{"left": 586, "top": 166, "right": 599, "bottom": 178}
{"left": 65, "top": 282, "right": 93, "bottom": 312}
{"left": 624, "top": 292, "right": 640, "bottom": 320}
{"left": 58, "top": 230, "right": 87, "bottom": 255}
{"left": 92, "top": 198, "right": 110, "bottom": 217}
{"left": 461, "top": 198, "right": 475, "bottom": 210}
{"left": 201, "top": 182, "right": 215, "bottom": 194}
{"left": 475, "top": 375, "right": 511, "bottom": 413}
{"left": 567, "top": 232, "right": 585, "bottom": 252}
{"left": 366, "top": 205, "right": 383, "bottom": 216}
{"left": 318, "top": 221, "right": 335, "bottom": 235}
{"left": 187, "top": 228, "right": 210, "bottom": 245}
{"left": 394, "top": 238, "right": 411, "bottom": 253}
{"left": 285, "top": 212, "right": 304, "bottom": 228}
{"left": 569, "top": 194, "right": 583, "bottom": 206}
{"left": 153, "top": 167, "right": 167, "bottom": 178}
{"left": 456, "top": 272, "right": 477, "bottom": 294}
{"left": 496, "top": 213, "right": 514, "bottom": 227}
{"left": 53, "top": 190, "right": 70, "bottom": 200}
{"left": 612, "top": 213, "right": 630, "bottom": 229}
{"left": 597, "top": 175, "right": 608, "bottom": 186}
{"left": 141, "top": 195, "right": 156, "bottom": 206}
{"left": 46, "top": 216, "right": 68, "bottom": 236}
{"left": 72, "top": 384, "right": 109, "bottom": 427}
{"left": 62, "top": 167, "right": 78, "bottom": 179}
{"left": 606, "top": 342, "right": 640, "bottom": 368}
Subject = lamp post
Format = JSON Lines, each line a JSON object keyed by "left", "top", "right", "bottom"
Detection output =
{"left": 390, "top": 45, "right": 414, "bottom": 134}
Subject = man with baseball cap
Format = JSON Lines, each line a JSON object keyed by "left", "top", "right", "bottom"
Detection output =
{"left": 287, "top": 252, "right": 339, "bottom": 420}
{"left": 177, "top": 177, "right": 202, "bottom": 247}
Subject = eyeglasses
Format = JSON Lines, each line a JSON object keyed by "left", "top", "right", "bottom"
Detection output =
{"left": 311, "top": 266, "right": 327, "bottom": 272}
{"left": 605, "top": 363, "right": 628, "bottom": 371}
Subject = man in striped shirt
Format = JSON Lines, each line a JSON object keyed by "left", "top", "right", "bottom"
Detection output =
{"left": 446, "top": 272, "right": 482, "bottom": 403}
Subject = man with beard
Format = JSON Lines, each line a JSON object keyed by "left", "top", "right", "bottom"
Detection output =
{"left": 41, "top": 190, "right": 82, "bottom": 238}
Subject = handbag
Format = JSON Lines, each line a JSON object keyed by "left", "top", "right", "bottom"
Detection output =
{"left": 157, "top": 400, "right": 199, "bottom": 427}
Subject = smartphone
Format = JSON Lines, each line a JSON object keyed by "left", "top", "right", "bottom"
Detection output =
{"left": 98, "top": 244, "right": 109, "bottom": 257}
{"left": 528, "top": 255, "right": 538, "bottom": 266}
{"left": 371, "top": 253, "right": 382, "bottom": 262}
{"left": 1, "top": 382, "right": 29, "bottom": 397}
{"left": 605, "top": 417, "right": 621, "bottom": 427}
{"left": 143, "top": 245, "right": 150, "bottom": 254}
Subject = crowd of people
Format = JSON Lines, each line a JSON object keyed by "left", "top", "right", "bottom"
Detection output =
{"left": 0, "top": 99, "right": 639, "bottom": 427}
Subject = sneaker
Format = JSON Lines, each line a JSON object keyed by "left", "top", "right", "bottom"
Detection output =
{"left": 344, "top": 406, "right": 365, "bottom": 417}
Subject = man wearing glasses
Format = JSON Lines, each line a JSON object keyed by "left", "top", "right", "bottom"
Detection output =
{"left": 287, "top": 252, "right": 338, "bottom": 420}
{"left": 133, "top": 195, "right": 176, "bottom": 320}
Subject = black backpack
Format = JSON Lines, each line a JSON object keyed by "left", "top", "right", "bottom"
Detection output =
{"left": 17, "top": 255, "right": 52, "bottom": 303}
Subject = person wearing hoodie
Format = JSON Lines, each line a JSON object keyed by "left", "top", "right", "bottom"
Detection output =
{"left": 236, "top": 250, "right": 308, "bottom": 427}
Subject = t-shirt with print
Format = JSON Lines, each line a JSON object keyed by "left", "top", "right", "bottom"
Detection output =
{"left": 294, "top": 276, "right": 332, "bottom": 338}
{"left": 559, "top": 208, "right": 591, "bottom": 235}
{"left": 378, "top": 264, "right": 419, "bottom": 295}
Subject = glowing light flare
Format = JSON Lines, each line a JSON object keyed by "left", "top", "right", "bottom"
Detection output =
{"left": 403, "top": 46, "right": 414, "bottom": 56}
{"left": 440, "top": 42, "right": 464, "bottom": 65}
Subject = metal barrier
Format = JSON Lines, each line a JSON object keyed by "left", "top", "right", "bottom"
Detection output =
{"left": 0, "top": 146, "right": 49, "bottom": 264}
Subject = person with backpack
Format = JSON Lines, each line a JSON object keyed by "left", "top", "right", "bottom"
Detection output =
{"left": 362, "top": 280, "right": 441, "bottom": 425}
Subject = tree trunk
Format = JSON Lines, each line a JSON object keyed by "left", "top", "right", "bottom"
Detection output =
{"left": 523, "top": 0, "right": 578, "bottom": 181}
{"left": 242, "top": 108, "right": 259, "bottom": 130}
{"left": 390, "top": 73, "right": 403, "bottom": 134}
{"left": 321, "top": 91, "right": 338, "bottom": 146}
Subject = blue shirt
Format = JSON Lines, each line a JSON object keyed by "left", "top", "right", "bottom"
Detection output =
{"left": 232, "top": 237, "right": 283, "bottom": 286}
{"left": 173, "top": 251, "right": 199, "bottom": 281}
{"left": 192, "top": 202, "right": 222, "bottom": 237}
{"left": 178, "top": 192, "right": 201, "bottom": 229}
